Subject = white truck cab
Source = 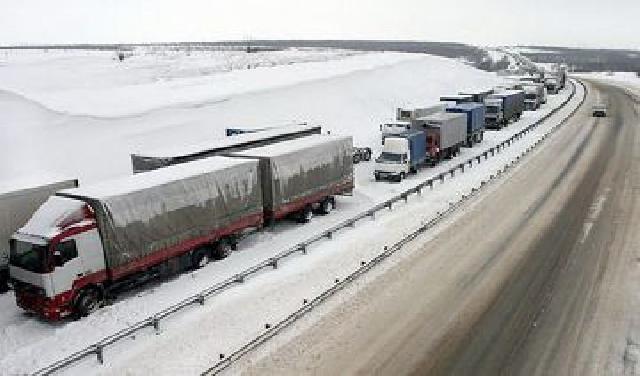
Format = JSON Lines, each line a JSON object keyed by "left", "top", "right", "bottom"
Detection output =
{"left": 375, "top": 137, "right": 410, "bottom": 181}
{"left": 9, "top": 196, "right": 105, "bottom": 320}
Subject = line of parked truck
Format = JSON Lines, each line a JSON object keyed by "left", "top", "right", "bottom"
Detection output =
{"left": 2, "top": 67, "right": 568, "bottom": 320}
{"left": 373, "top": 68, "right": 567, "bottom": 182}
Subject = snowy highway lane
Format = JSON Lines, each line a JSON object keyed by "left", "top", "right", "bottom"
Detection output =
{"left": 0, "top": 83, "right": 581, "bottom": 375}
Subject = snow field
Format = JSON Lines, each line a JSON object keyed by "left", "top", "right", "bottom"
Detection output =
{"left": 65, "top": 84, "right": 582, "bottom": 375}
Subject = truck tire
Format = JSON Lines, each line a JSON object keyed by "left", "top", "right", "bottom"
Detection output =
{"left": 319, "top": 197, "right": 334, "bottom": 215}
{"left": 0, "top": 269, "right": 9, "bottom": 294}
{"left": 192, "top": 248, "right": 212, "bottom": 269}
{"left": 364, "top": 149, "right": 371, "bottom": 161}
{"left": 374, "top": 173, "right": 381, "bottom": 181}
{"left": 212, "top": 240, "right": 231, "bottom": 260}
{"left": 74, "top": 287, "right": 102, "bottom": 318}
{"left": 297, "top": 205, "right": 313, "bottom": 223}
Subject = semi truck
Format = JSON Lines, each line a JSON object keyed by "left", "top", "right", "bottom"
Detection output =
{"left": 440, "top": 94, "right": 474, "bottom": 106}
{"left": 523, "top": 83, "right": 546, "bottom": 111}
{"left": 131, "top": 123, "right": 321, "bottom": 173}
{"left": 374, "top": 130, "right": 427, "bottom": 182}
{"left": 545, "top": 77, "right": 560, "bottom": 94}
{"left": 0, "top": 178, "right": 78, "bottom": 293}
{"left": 484, "top": 90, "right": 525, "bottom": 129}
{"left": 413, "top": 112, "right": 467, "bottom": 165}
{"left": 446, "top": 103, "right": 486, "bottom": 147}
{"left": 10, "top": 136, "right": 353, "bottom": 320}
{"left": 458, "top": 89, "right": 494, "bottom": 104}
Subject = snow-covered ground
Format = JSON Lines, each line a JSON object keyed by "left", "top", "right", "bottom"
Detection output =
{"left": 0, "top": 46, "right": 581, "bottom": 375}
{"left": 0, "top": 48, "right": 502, "bottom": 184}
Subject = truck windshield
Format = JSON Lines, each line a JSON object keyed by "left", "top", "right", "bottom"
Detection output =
{"left": 377, "top": 152, "right": 403, "bottom": 163}
{"left": 9, "top": 240, "right": 49, "bottom": 274}
{"left": 486, "top": 106, "right": 499, "bottom": 114}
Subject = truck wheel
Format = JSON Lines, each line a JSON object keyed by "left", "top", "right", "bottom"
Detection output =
{"left": 74, "top": 287, "right": 102, "bottom": 318}
{"left": 297, "top": 205, "right": 313, "bottom": 223}
{"left": 364, "top": 149, "right": 371, "bottom": 161}
{"left": 398, "top": 172, "right": 406, "bottom": 182}
{"left": 374, "top": 173, "right": 381, "bottom": 181}
{"left": 192, "top": 248, "right": 211, "bottom": 269}
{"left": 212, "top": 241, "right": 231, "bottom": 260}
{"left": 319, "top": 198, "right": 334, "bottom": 215}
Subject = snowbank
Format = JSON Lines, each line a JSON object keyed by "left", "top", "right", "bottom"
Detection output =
{"left": 0, "top": 49, "right": 420, "bottom": 117}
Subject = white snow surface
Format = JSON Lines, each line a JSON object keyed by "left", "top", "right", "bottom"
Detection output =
{"left": 0, "top": 48, "right": 416, "bottom": 117}
{"left": 18, "top": 196, "right": 85, "bottom": 239}
{"left": 0, "top": 48, "right": 576, "bottom": 375}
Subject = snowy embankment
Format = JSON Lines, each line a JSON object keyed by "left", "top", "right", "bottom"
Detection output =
{"left": 0, "top": 45, "right": 580, "bottom": 374}
{"left": 0, "top": 48, "right": 411, "bottom": 117}
{"left": 0, "top": 49, "right": 502, "bottom": 184}
{"left": 574, "top": 72, "right": 640, "bottom": 97}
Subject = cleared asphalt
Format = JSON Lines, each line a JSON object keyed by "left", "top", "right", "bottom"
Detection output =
{"left": 232, "top": 80, "right": 640, "bottom": 376}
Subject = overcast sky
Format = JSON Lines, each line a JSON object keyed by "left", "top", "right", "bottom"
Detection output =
{"left": 1, "top": 0, "right": 638, "bottom": 49}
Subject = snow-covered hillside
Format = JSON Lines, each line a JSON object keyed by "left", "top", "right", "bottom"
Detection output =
{"left": 0, "top": 48, "right": 504, "bottom": 184}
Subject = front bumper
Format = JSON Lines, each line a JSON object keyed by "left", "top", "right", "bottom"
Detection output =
{"left": 14, "top": 283, "right": 73, "bottom": 320}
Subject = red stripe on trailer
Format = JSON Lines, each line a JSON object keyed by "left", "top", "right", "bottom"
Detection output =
{"left": 108, "top": 211, "right": 265, "bottom": 280}
{"left": 267, "top": 179, "right": 354, "bottom": 221}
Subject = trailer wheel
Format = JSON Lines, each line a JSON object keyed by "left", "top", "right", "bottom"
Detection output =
{"left": 74, "top": 287, "right": 102, "bottom": 318}
{"left": 212, "top": 241, "right": 232, "bottom": 260}
{"left": 192, "top": 248, "right": 212, "bottom": 269}
{"left": 374, "top": 173, "right": 381, "bottom": 181}
{"left": 297, "top": 205, "right": 313, "bottom": 223}
{"left": 319, "top": 198, "right": 334, "bottom": 215}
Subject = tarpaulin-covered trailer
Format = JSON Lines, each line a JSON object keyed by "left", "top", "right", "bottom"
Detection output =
{"left": 58, "top": 157, "right": 263, "bottom": 278}
{"left": 228, "top": 135, "right": 354, "bottom": 222}
{"left": 131, "top": 123, "right": 321, "bottom": 173}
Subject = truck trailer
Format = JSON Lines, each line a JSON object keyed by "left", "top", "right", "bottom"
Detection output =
{"left": 413, "top": 112, "right": 467, "bottom": 165}
{"left": 10, "top": 158, "right": 263, "bottom": 319}
{"left": 458, "top": 89, "right": 494, "bottom": 104}
{"left": 0, "top": 178, "right": 78, "bottom": 293}
{"left": 227, "top": 135, "right": 354, "bottom": 222}
{"left": 484, "top": 90, "right": 525, "bottom": 129}
{"left": 374, "top": 130, "right": 427, "bottom": 182}
{"left": 446, "top": 103, "right": 486, "bottom": 147}
{"left": 131, "top": 123, "right": 322, "bottom": 173}
{"left": 396, "top": 104, "right": 446, "bottom": 122}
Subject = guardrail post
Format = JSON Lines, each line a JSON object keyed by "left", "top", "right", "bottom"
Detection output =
{"left": 468, "top": 159, "right": 473, "bottom": 167}
{"left": 326, "top": 231, "right": 333, "bottom": 239}
{"left": 459, "top": 163, "right": 465, "bottom": 173}
{"left": 152, "top": 317, "right": 160, "bottom": 333}
{"left": 96, "top": 344, "right": 104, "bottom": 365}
{"left": 386, "top": 202, "right": 393, "bottom": 210}
{"left": 440, "top": 174, "right": 445, "bottom": 183}
{"left": 429, "top": 179, "right": 434, "bottom": 189}
{"left": 369, "top": 211, "right": 376, "bottom": 220}
{"left": 484, "top": 152, "right": 488, "bottom": 160}
{"left": 476, "top": 156, "right": 481, "bottom": 163}
{"left": 270, "top": 258, "right": 278, "bottom": 269}
{"left": 197, "top": 294, "right": 205, "bottom": 305}
{"left": 450, "top": 169, "right": 455, "bottom": 178}
{"left": 299, "top": 244, "right": 307, "bottom": 254}
{"left": 402, "top": 194, "right": 408, "bottom": 203}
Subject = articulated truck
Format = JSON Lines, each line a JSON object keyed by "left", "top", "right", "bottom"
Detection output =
{"left": 131, "top": 123, "right": 321, "bottom": 173}
{"left": 523, "top": 83, "right": 546, "bottom": 111}
{"left": 10, "top": 135, "right": 353, "bottom": 320}
{"left": 413, "top": 112, "right": 467, "bottom": 165}
{"left": 1, "top": 178, "right": 78, "bottom": 293}
{"left": 484, "top": 90, "right": 525, "bottom": 129}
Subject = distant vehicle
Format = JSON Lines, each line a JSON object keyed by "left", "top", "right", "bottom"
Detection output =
{"left": 10, "top": 135, "right": 354, "bottom": 320}
{"left": 0, "top": 178, "right": 78, "bottom": 293}
{"left": 545, "top": 77, "right": 560, "bottom": 94}
{"left": 592, "top": 104, "right": 608, "bottom": 117}
{"left": 440, "top": 94, "right": 474, "bottom": 106}
{"left": 523, "top": 83, "right": 546, "bottom": 111}
{"left": 131, "top": 123, "right": 321, "bottom": 173}
{"left": 353, "top": 147, "right": 372, "bottom": 164}
{"left": 446, "top": 103, "right": 486, "bottom": 147}
{"left": 484, "top": 90, "right": 525, "bottom": 129}
{"left": 375, "top": 131, "right": 427, "bottom": 182}
{"left": 396, "top": 105, "right": 447, "bottom": 122}
{"left": 458, "top": 89, "right": 494, "bottom": 104}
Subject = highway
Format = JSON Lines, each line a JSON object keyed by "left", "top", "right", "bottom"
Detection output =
{"left": 230, "top": 79, "right": 640, "bottom": 375}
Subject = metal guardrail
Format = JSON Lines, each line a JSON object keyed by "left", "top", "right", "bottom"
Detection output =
{"left": 33, "top": 80, "right": 583, "bottom": 376}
